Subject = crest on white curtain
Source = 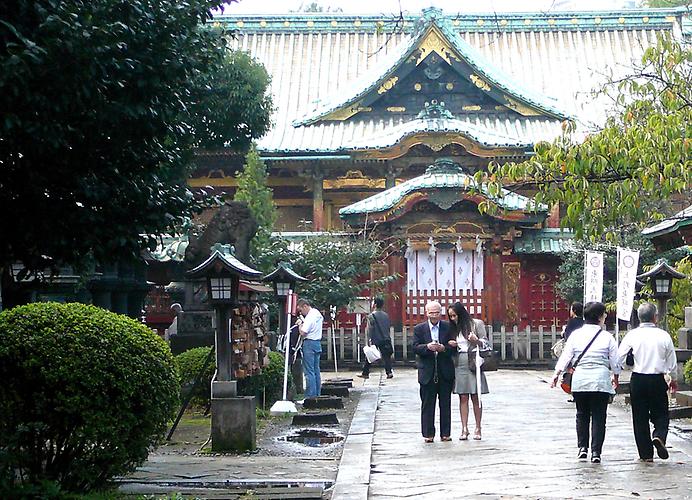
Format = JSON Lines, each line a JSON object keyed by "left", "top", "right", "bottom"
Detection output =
{"left": 428, "top": 236, "right": 436, "bottom": 256}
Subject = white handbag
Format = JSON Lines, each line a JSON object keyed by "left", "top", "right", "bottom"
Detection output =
{"left": 363, "top": 344, "right": 382, "bottom": 363}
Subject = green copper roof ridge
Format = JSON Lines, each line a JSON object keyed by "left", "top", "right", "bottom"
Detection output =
{"left": 293, "top": 11, "right": 571, "bottom": 127}
{"left": 213, "top": 8, "right": 683, "bottom": 32}
{"left": 339, "top": 162, "right": 544, "bottom": 216}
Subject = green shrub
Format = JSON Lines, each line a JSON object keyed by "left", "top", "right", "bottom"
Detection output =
{"left": 0, "top": 303, "right": 179, "bottom": 494}
{"left": 175, "top": 348, "right": 290, "bottom": 410}
{"left": 238, "top": 351, "right": 291, "bottom": 409}
{"left": 684, "top": 358, "right": 692, "bottom": 385}
{"left": 175, "top": 346, "right": 215, "bottom": 407}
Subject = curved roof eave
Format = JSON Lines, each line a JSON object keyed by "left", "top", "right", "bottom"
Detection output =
{"left": 339, "top": 170, "right": 545, "bottom": 217}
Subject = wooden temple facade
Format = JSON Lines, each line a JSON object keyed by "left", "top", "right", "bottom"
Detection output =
{"left": 189, "top": 7, "right": 687, "bottom": 329}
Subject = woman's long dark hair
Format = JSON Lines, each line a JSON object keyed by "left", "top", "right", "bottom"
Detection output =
{"left": 448, "top": 302, "right": 474, "bottom": 338}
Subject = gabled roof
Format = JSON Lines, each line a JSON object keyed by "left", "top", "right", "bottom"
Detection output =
{"left": 294, "top": 7, "right": 570, "bottom": 127}
{"left": 339, "top": 158, "right": 545, "bottom": 221}
{"left": 642, "top": 204, "right": 692, "bottom": 238}
{"left": 188, "top": 243, "right": 262, "bottom": 279}
{"left": 217, "top": 8, "right": 683, "bottom": 155}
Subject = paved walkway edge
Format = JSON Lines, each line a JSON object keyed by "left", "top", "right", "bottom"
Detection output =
{"left": 329, "top": 376, "right": 381, "bottom": 499}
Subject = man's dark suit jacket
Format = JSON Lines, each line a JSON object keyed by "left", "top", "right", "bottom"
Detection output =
{"left": 412, "top": 320, "right": 455, "bottom": 385}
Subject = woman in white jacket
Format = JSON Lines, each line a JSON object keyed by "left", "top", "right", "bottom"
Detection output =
{"left": 551, "top": 301, "right": 620, "bottom": 463}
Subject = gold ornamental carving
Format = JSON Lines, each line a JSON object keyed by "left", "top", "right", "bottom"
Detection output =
{"left": 323, "top": 100, "right": 372, "bottom": 121}
{"left": 462, "top": 105, "right": 481, "bottom": 111}
{"left": 504, "top": 95, "right": 541, "bottom": 117}
{"left": 323, "top": 170, "right": 385, "bottom": 190}
{"left": 415, "top": 27, "right": 459, "bottom": 66}
{"left": 387, "top": 106, "right": 406, "bottom": 113}
{"left": 377, "top": 76, "right": 399, "bottom": 94}
{"left": 502, "top": 262, "right": 521, "bottom": 325}
{"left": 470, "top": 74, "right": 491, "bottom": 92}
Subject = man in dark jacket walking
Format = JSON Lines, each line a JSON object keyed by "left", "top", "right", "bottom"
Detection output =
{"left": 359, "top": 297, "right": 393, "bottom": 379}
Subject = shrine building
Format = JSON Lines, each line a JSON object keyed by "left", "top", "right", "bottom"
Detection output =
{"left": 191, "top": 7, "right": 688, "bottom": 329}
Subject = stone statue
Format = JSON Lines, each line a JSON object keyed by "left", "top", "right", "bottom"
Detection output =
{"left": 184, "top": 201, "right": 258, "bottom": 269}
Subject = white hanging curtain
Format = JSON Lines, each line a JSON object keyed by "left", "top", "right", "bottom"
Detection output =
{"left": 407, "top": 249, "right": 484, "bottom": 293}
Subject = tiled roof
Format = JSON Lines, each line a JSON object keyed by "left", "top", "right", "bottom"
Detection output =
{"left": 514, "top": 228, "right": 575, "bottom": 254}
{"left": 215, "top": 8, "right": 684, "bottom": 155}
{"left": 642, "top": 204, "right": 692, "bottom": 238}
{"left": 339, "top": 158, "right": 542, "bottom": 216}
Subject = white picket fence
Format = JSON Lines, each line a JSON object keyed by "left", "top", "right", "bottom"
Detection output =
{"left": 319, "top": 324, "right": 569, "bottom": 364}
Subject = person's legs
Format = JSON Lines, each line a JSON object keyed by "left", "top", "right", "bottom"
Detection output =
{"left": 589, "top": 392, "right": 610, "bottom": 456}
{"left": 420, "top": 382, "right": 437, "bottom": 438}
{"left": 573, "top": 392, "right": 591, "bottom": 451}
{"left": 630, "top": 372, "right": 654, "bottom": 459}
{"left": 361, "top": 357, "right": 371, "bottom": 377}
{"left": 313, "top": 343, "right": 322, "bottom": 396}
{"left": 649, "top": 374, "right": 670, "bottom": 444}
{"left": 382, "top": 350, "right": 393, "bottom": 376}
{"left": 460, "top": 394, "right": 470, "bottom": 436}
{"left": 470, "top": 393, "right": 482, "bottom": 435}
{"left": 438, "top": 379, "right": 453, "bottom": 438}
{"left": 301, "top": 340, "right": 317, "bottom": 398}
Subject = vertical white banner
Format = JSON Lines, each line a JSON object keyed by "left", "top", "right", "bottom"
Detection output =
{"left": 583, "top": 251, "right": 604, "bottom": 304}
{"left": 616, "top": 247, "right": 640, "bottom": 322}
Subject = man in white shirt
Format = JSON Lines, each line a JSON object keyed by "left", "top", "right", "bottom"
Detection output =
{"left": 617, "top": 302, "right": 678, "bottom": 462}
{"left": 297, "top": 298, "right": 324, "bottom": 399}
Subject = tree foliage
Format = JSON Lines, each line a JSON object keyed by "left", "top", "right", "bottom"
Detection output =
{"left": 474, "top": 34, "right": 691, "bottom": 244}
{"left": 0, "top": 0, "right": 272, "bottom": 272}
{"left": 233, "top": 144, "right": 277, "bottom": 257}
{"left": 251, "top": 233, "right": 397, "bottom": 313}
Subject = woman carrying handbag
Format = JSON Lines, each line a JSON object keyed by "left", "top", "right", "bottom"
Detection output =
{"left": 446, "top": 302, "right": 489, "bottom": 441}
{"left": 551, "top": 301, "right": 620, "bottom": 463}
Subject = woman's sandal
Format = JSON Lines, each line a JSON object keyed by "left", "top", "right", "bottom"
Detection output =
{"left": 473, "top": 429, "right": 482, "bottom": 440}
{"left": 459, "top": 431, "right": 469, "bottom": 441}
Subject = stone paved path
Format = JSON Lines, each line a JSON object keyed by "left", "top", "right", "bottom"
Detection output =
{"left": 367, "top": 369, "right": 692, "bottom": 499}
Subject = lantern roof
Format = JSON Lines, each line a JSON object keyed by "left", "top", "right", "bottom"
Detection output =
{"left": 263, "top": 262, "right": 308, "bottom": 283}
{"left": 187, "top": 243, "right": 263, "bottom": 279}
{"left": 636, "top": 259, "right": 687, "bottom": 281}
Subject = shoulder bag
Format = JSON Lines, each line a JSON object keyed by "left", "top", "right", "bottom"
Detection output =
{"left": 560, "top": 328, "right": 602, "bottom": 394}
{"left": 468, "top": 321, "right": 498, "bottom": 372}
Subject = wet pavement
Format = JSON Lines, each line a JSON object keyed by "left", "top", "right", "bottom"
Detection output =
{"left": 365, "top": 369, "right": 692, "bottom": 499}
{"left": 120, "top": 368, "right": 692, "bottom": 499}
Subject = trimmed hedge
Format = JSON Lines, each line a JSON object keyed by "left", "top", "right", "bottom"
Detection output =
{"left": 0, "top": 303, "right": 179, "bottom": 493}
{"left": 684, "top": 357, "right": 692, "bottom": 385}
{"left": 175, "top": 348, "right": 291, "bottom": 409}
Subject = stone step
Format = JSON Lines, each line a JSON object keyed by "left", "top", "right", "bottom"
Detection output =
{"left": 674, "top": 390, "right": 692, "bottom": 407}
{"left": 303, "top": 395, "right": 344, "bottom": 410}
{"left": 321, "top": 386, "right": 350, "bottom": 398}
{"left": 292, "top": 412, "right": 339, "bottom": 425}
{"left": 670, "top": 406, "right": 692, "bottom": 419}
{"left": 323, "top": 377, "right": 353, "bottom": 388}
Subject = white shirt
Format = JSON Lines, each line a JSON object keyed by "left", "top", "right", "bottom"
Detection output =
{"left": 428, "top": 321, "right": 439, "bottom": 342}
{"left": 617, "top": 323, "right": 677, "bottom": 380}
{"left": 301, "top": 307, "right": 324, "bottom": 341}
{"left": 554, "top": 324, "right": 621, "bottom": 394}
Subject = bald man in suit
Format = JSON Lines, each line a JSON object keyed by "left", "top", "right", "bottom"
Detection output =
{"left": 413, "top": 300, "right": 456, "bottom": 442}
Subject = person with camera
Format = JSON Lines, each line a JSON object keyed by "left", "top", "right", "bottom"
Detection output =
{"left": 296, "top": 298, "right": 324, "bottom": 399}
{"left": 412, "top": 300, "right": 455, "bottom": 443}
{"left": 617, "top": 302, "right": 678, "bottom": 462}
{"left": 551, "top": 301, "right": 620, "bottom": 463}
{"left": 359, "top": 297, "right": 393, "bottom": 380}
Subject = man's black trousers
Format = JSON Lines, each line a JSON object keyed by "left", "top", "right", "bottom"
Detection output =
{"left": 630, "top": 372, "right": 669, "bottom": 459}
{"left": 419, "top": 378, "right": 453, "bottom": 438}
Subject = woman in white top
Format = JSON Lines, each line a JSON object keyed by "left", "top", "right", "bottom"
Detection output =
{"left": 446, "top": 302, "right": 489, "bottom": 441}
{"left": 551, "top": 301, "right": 620, "bottom": 463}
